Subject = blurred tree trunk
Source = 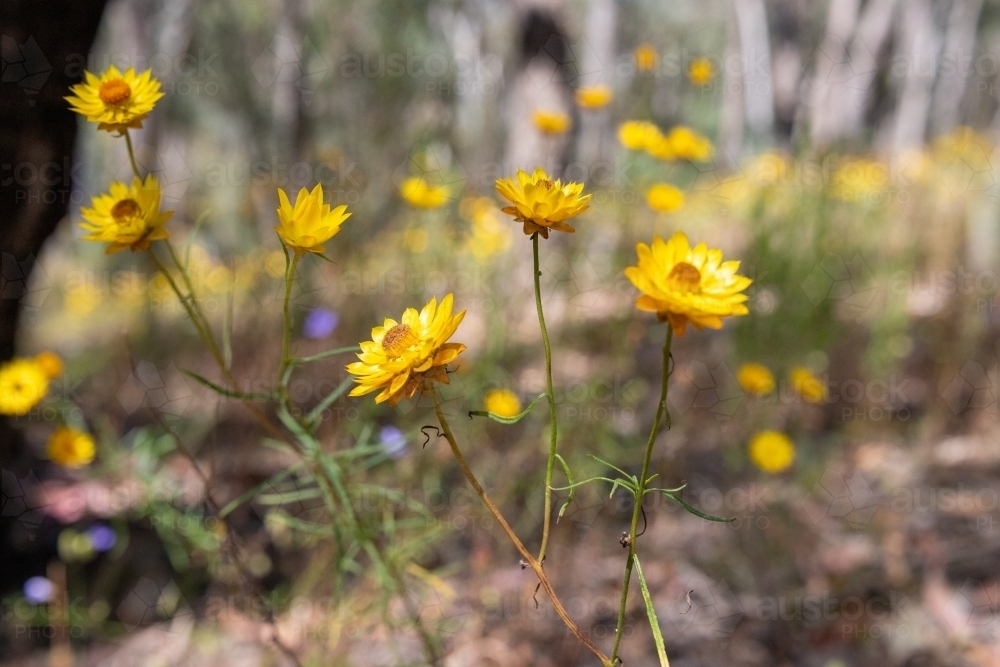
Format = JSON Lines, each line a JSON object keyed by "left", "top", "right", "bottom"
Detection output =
{"left": 734, "top": 0, "right": 775, "bottom": 152}
{"left": 891, "top": 0, "right": 941, "bottom": 153}
{"left": 1, "top": 0, "right": 107, "bottom": 454}
{"left": 929, "top": 0, "right": 984, "bottom": 136}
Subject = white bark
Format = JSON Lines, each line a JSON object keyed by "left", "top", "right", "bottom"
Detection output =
{"left": 734, "top": 0, "right": 774, "bottom": 149}
{"left": 891, "top": 0, "right": 942, "bottom": 153}
{"left": 930, "top": 0, "right": 984, "bottom": 136}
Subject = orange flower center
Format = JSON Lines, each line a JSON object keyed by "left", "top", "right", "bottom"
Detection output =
{"left": 536, "top": 179, "right": 554, "bottom": 190}
{"left": 111, "top": 199, "right": 143, "bottom": 221}
{"left": 99, "top": 79, "right": 132, "bottom": 105}
{"left": 668, "top": 262, "right": 701, "bottom": 291}
{"left": 381, "top": 324, "right": 418, "bottom": 357}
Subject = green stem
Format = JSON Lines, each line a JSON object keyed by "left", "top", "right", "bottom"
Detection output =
{"left": 279, "top": 252, "right": 301, "bottom": 397}
{"left": 610, "top": 325, "right": 673, "bottom": 664}
{"left": 532, "top": 232, "right": 558, "bottom": 564}
{"left": 123, "top": 129, "right": 141, "bottom": 179}
{"left": 430, "top": 388, "right": 612, "bottom": 667}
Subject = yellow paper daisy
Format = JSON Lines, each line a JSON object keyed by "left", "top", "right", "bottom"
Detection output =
{"left": 737, "top": 363, "right": 775, "bottom": 395}
{"left": 80, "top": 175, "right": 172, "bottom": 254}
{"left": 495, "top": 167, "right": 592, "bottom": 238}
{"left": 0, "top": 358, "right": 50, "bottom": 416}
{"left": 618, "top": 121, "right": 662, "bottom": 151}
{"left": 400, "top": 177, "right": 449, "bottom": 208}
{"left": 575, "top": 85, "right": 613, "bottom": 109}
{"left": 688, "top": 58, "right": 715, "bottom": 86}
{"left": 645, "top": 183, "right": 685, "bottom": 213}
{"left": 532, "top": 109, "right": 571, "bottom": 134}
{"left": 624, "top": 232, "right": 752, "bottom": 336}
{"left": 275, "top": 184, "right": 351, "bottom": 255}
{"left": 634, "top": 44, "right": 657, "bottom": 72}
{"left": 347, "top": 295, "right": 467, "bottom": 406}
{"left": 47, "top": 427, "right": 96, "bottom": 468}
{"left": 790, "top": 367, "right": 828, "bottom": 403}
{"left": 649, "top": 126, "right": 714, "bottom": 162}
{"left": 65, "top": 65, "right": 164, "bottom": 132}
{"left": 748, "top": 431, "right": 795, "bottom": 473}
{"left": 484, "top": 389, "right": 521, "bottom": 418}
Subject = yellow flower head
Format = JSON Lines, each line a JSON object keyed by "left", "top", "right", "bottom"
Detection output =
{"left": 645, "top": 183, "right": 685, "bottom": 213}
{"left": 634, "top": 44, "right": 657, "bottom": 72}
{"left": 618, "top": 121, "right": 662, "bottom": 151}
{"left": 575, "top": 85, "right": 613, "bottom": 109}
{"left": 737, "top": 363, "right": 775, "bottom": 395}
{"left": 790, "top": 366, "right": 827, "bottom": 403}
{"left": 47, "top": 427, "right": 96, "bottom": 468}
{"left": 624, "top": 232, "right": 752, "bottom": 336}
{"left": 688, "top": 58, "right": 715, "bottom": 85}
{"left": 0, "top": 358, "right": 50, "bottom": 416}
{"left": 275, "top": 184, "right": 351, "bottom": 255}
{"left": 34, "top": 352, "right": 64, "bottom": 380}
{"left": 65, "top": 65, "right": 164, "bottom": 132}
{"left": 484, "top": 389, "right": 521, "bottom": 418}
{"left": 80, "top": 175, "right": 172, "bottom": 254}
{"left": 650, "top": 126, "right": 714, "bottom": 162}
{"left": 748, "top": 431, "right": 795, "bottom": 473}
{"left": 532, "top": 109, "right": 571, "bottom": 134}
{"left": 400, "top": 177, "right": 450, "bottom": 208}
{"left": 495, "top": 167, "right": 592, "bottom": 238}
{"left": 347, "top": 294, "right": 467, "bottom": 406}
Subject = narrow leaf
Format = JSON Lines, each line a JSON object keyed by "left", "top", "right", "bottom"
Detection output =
{"left": 467, "top": 393, "right": 546, "bottom": 424}
{"left": 554, "top": 453, "right": 575, "bottom": 522}
{"left": 294, "top": 345, "right": 361, "bottom": 365}
{"left": 635, "top": 556, "right": 670, "bottom": 667}
{"left": 183, "top": 370, "right": 271, "bottom": 401}
{"left": 660, "top": 490, "right": 734, "bottom": 523}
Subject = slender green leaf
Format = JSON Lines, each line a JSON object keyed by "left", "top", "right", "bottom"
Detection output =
{"left": 467, "top": 393, "right": 546, "bottom": 424}
{"left": 293, "top": 345, "right": 361, "bottom": 365}
{"left": 659, "top": 490, "right": 734, "bottom": 522}
{"left": 554, "top": 453, "right": 575, "bottom": 522}
{"left": 306, "top": 376, "right": 354, "bottom": 425}
{"left": 635, "top": 556, "right": 670, "bottom": 667}
{"left": 587, "top": 454, "right": 634, "bottom": 481}
{"left": 218, "top": 462, "right": 306, "bottom": 518}
{"left": 183, "top": 370, "right": 271, "bottom": 401}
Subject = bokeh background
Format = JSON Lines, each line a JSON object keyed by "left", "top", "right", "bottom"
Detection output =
{"left": 2, "top": 0, "right": 999, "bottom": 665}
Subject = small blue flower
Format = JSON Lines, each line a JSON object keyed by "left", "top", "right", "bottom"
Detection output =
{"left": 379, "top": 426, "right": 407, "bottom": 459}
{"left": 87, "top": 524, "right": 117, "bottom": 552}
{"left": 23, "top": 577, "right": 53, "bottom": 604}
{"left": 303, "top": 308, "right": 339, "bottom": 340}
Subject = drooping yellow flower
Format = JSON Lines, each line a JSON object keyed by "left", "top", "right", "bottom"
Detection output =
{"left": 65, "top": 65, "right": 164, "bottom": 132}
{"left": 624, "top": 232, "right": 752, "bottom": 336}
{"left": 80, "top": 175, "right": 172, "bottom": 254}
{"left": 650, "top": 126, "right": 714, "bottom": 162}
{"left": 634, "top": 44, "right": 657, "bottom": 72}
{"left": 618, "top": 121, "right": 662, "bottom": 151}
{"left": 575, "top": 85, "right": 613, "bottom": 109}
{"left": 532, "top": 109, "right": 571, "bottom": 134}
{"left": 34, "top": 352, "right": 64, "bottom": 380}
{"left": 275, "top": 184, "right": 351, "bottom": 255}
{"left": 47, "top": 427, "right": 96, "bottom": 468}
{"left": 737, "top": 363, "right": 775, "bottom": 395}
{"left": 789, "top": 367, "right": 827, "bottom": 403}
{"left": 495, "top": 168, "right": 592, "bottom": 238}
{"left": 748, "top": 431, "right": 795, "bottom": 473}
{"left": 400, "top": 177, "right": 450, "bottom": 208}
{"left": 484, "top": 389, "right": 521, "bottom": 418}
{"left": 0, "top": 358, "right": 50, "bottom": 416}
{"left": 688, "top": 58, "right": 715, "bottom": 85}
{"left": 347, "top": 295, "right": 466, "bottom": 406}
{"left": 645, "top": 183, "right": 685, "bottom": 213}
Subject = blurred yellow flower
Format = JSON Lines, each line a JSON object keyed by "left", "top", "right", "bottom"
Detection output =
{"left": 618, "top": 121, "right": 662, "bottom": 151}
{"left": 400, "top": 177, "right": 449, "bottom": 208}
{"left": 790, "top": 367, "right": 827, "bottom": 403}
{"left": 275, "top": 184, "right": 351, "bottom": 255}
{"left": 625, "top": 232, "right": 752, "bottom": 336}
{"left": 634, "top": 44, "right": 657, "bottom": 71}
{"left": 47, "top": 427, "right": 96, "bottom": 468}
{"left": 830, "top": 158, "right": 888, "bottom": 202}
{"left": 64, "top": 282, "right": 103, "bottom": 317}
{"left": 80, "top": 175, "right": 172, "bottom": 254}
{"left": 461, "top": 197, "right": 512, "bottom": 259}
{"left": 532, "top": 109, "right": 571, "bottom": 134}
{"left": 645, "top": 183, "right": 685, "bottom": 213}
{"left": 688, "top": 58, "right": 715, "bottom": 85}
{"left": 748, "top": 431, "right": 795, "bottom": 473}
{"left": 575, "top": 85, "right": 613, "bottom": 109}
{"left": 34, "top": 352, "right": 63, "bottom": 380}
{"left": 404, "top": 228, "right": 430, "bottom": 253}
{"left": 265, "top": 250, "right": 287, "bottom": 278}
{"left": 737, "top": 363, "right": 775, "bottom": 395}
{"left": 495, "top": 167, "right": 592, "bottom": 239}
{"left": 65, "top": 65, "right": 164, "bottom": 132}
{"left": 651, "top": 126, "right": 714, "bottom": 162}
{"left": 0, "top": 358, "right": 50, "bottom": 416}
{"left": 484, "top": 389, "right": 521, "bottom": 418}
{"left": 347, "top": 294, "right": 466, "bottom": 406}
